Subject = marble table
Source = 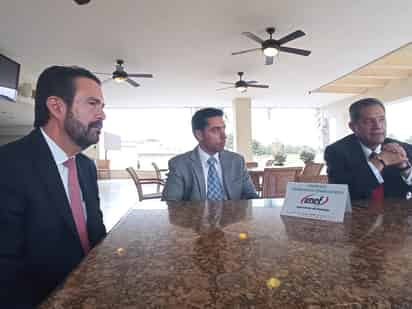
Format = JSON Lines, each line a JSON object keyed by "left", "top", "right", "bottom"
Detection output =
{"left": 41, "top": 198, "right": 412, "bottom": 308}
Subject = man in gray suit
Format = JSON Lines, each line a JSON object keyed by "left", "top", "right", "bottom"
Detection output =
{"left": 162, "top": 108, "right": 258, "bottom": 201}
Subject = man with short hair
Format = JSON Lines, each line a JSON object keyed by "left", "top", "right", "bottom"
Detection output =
{"left": 324, "top": 97, "right": 412, "bottom": 200}
{"left": 0, "top": 66, "right": 107, "bottom": 307}
{"left": 162, "top": 108, "right": 258, "bottom": 201}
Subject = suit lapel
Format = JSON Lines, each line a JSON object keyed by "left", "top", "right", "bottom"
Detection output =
{"left": 30, "top": 129, "right": 79, "bottom": 240}
{"left": 189, "top": 147, "right": 206, "bottom": 199}
{"left": 219, "top": 151, "right": 232, "bottom": 200}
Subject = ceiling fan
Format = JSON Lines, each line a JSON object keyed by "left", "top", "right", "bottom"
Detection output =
{"left": 73, "top": 0, "right": 91, "bottom": 5}
{"left": 232, "top": 27, "right": 311, "bottom": 65}
{"left": 217, "top": 72, "right": 269, "bottom": 93}
{"left": 94, "top": 59, "right": 153, "bottom": 87}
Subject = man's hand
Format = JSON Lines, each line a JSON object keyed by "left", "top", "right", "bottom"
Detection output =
{"left": 382, "top": 143, "right": 409, "bottom": 168}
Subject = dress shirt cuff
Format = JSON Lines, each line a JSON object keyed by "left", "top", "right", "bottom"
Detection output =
{"left": 401, "top": 168, "right": 412, "bottom": 185}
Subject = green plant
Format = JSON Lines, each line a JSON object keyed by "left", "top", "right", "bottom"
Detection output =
{"left": 274, "top": 152, "right": 287, "bottom": 165}
{"left": 300, "top": 149, "right": 316, "bottom": 164}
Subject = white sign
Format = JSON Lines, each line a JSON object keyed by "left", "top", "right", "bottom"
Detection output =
{"left": 281, "top": 182, "right": 352, "bottom": 223}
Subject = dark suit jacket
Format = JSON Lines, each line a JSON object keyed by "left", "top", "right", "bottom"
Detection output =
{"left": 0, "top": 129, "right": 106, "bottom": 307}
{"left": 324, "top": 134, "right": 412, "bottom": 200}
{"left": 162, "top": 147, "right": 258, "bottom": 201}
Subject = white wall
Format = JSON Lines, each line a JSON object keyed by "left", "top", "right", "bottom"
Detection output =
{"left": 321, "top": 75, "right": 412, "bottom": 143}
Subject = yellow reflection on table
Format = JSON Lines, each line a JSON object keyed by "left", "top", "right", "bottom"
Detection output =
{"left": 239, "top": 232, "right": 248, "bottom": 240}
{"left": 266, "top": 277, "right": 281, "bottom": 289}
{"left": 116, "top": 248, "right": 125, "bottom": 256}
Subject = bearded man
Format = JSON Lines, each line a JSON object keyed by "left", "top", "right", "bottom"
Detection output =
{"left": 0, "top": 66, "right": 107, "bottom": 307}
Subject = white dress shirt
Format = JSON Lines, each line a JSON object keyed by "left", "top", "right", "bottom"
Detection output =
{"left": 40, "top": 128, "right": 87, "bottom": 221}
{"left": 360, "top": 142, "right": 412, "bottom": 185}
{"left": 198, "top": 146, "right": 224, "bottom": 193}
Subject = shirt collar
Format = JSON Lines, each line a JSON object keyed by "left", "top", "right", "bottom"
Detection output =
{"left": 40, "top": 127, "right": 72, "bottom": 165}
{"left": 198, "top": 146, "right": 220, "bottom": 166}
{"left": 359, "top": 141, "right": 382, "bottom": 158}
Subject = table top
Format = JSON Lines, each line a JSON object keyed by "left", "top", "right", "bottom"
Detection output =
{"left": 41, "top": 198, "right": 412, "bottom": 308}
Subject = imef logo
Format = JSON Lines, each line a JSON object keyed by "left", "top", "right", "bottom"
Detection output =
{"left": 300, "top": 194, "right": 329, "bottom": 206}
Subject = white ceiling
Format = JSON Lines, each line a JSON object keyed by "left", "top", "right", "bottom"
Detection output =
{"left": 1, "top": 0, "right": 412, "bottom": 120}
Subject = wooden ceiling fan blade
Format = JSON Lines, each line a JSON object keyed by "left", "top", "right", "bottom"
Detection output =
{"left": 126, "top": 78, "right": 140, "bottom": 87}
{"left": 128, "top": 73, "right": 154, "bottom": 78}
{"left": 279, "top": 46, "right": 311, "bottom": 56}
{"left": 219, "top": 81, "right": 235, "bottom": 85}
{"left": 247, "top": 84, "right": 269, "bottom": 88}
{"left": 241, "top": 32, "right": 264, "bottom": 44}
{"left": 232, "top": 48, "right": 261, "bottom": 56}
{"left": 277, "top": 30, "right": 305, "bottom": 45}
{"left": 216, "top": 86, "right": 235, "bottom": 91}
{"left": 93, "top": 72, "right": 112, "bottom": 75}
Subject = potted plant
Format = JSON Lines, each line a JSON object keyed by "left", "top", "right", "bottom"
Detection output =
{"left": 274, "top": 152, "right": 287, "bottom": 166}
{"left": 300, "top": 148, "right": 316, "bottom": 165}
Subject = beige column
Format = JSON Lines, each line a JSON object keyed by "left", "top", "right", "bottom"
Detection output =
{"left": 232, "top": 97, "right": 253, "bottom": 161}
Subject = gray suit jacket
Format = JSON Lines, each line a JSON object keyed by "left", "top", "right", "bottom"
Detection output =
{"left": 162, "top": 147, "right": 258, "bottom": 201}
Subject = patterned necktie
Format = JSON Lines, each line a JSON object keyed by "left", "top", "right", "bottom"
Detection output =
{"left": 64, "top": 157, "right": 90, "bottom": 254}
{"left": 207, "top": 157, "right": 225, "bottom": 200}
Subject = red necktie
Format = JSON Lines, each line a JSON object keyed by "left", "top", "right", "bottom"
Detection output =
{"left": 369, "top": 151, "right": 385, "bottom": 202}
{"left": 371, "top": 184, "right": 384, "bottom": 201}
{"left": 64, "top": 157, "right": 90, "bottom": 254}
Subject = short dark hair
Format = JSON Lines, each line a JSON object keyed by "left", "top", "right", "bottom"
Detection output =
{"left": 349, "top": 98, "right": 385, "bottom": 123}
{"left": 191, "top": 108, "right": 224, "bottom": 134}
{"left": 34, "top": 65, "right": 101, "bottom": 127}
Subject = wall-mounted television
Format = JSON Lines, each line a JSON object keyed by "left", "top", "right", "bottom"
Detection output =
{"left": 0, "top": 54, "right": 20, "bottom": 101}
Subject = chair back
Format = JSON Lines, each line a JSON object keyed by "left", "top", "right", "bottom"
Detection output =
{"left": 262, "top": 167, "right": 302, "bottom": 198}
{"left": 296, "top": 175, "right": 328, "bottom": 184}
{"left": 301, "top": 162, "right": 324, "bottom": 176}
{"left": 248, "top": 170, "right": 263, "bottom": 197}
{"left": 246, "top": 161, "right": 258, "bottom": 169}
{"left": 126, "top": 167, "right": 144, "bottom": 201}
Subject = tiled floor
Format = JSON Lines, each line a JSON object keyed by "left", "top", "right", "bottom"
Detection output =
{"left": 98, "top": 179, "right": 167, "bottom": 231}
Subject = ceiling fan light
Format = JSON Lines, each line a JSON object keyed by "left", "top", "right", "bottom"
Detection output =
{"left": 236, "top": 86, "right": 247, "bottom": 93}
{"left": 263, "top": 47, "right": 278, "bottom": 57}
{"left": 114, "top": 76, "right": 126, "bottom": 82}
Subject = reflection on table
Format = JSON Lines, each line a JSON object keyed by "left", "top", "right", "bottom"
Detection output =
{"left": 41, "top": 198, "right": 412, "bottom": 308}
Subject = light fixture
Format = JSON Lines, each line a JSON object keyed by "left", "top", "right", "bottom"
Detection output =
{"left": 236, "top": 86, "right": 247, "bottom": 93}
{"left": 74, "top": 0, "right": 91, "bottom": 5}
{"left": 114, "top": 76, "right": 126, "bottom": 82}
{"left": 263, "top": 46, "right": 278, "bottom": 57}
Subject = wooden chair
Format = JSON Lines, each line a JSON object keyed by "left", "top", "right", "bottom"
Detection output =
{"left": 249, "top": 170, "right": 263, "bottom": 197}
{"left": 126, "top": 167, "right": 164, "bottom": 201}
{"left": 262, "top": 167, "right": 303, "bottom": 198}
{"left": 151, "top": 162, "right": 167, "bottom": 193}
{"left": 296, "top": 175, "right": 328, "bottom": 184}
{"left": 96, "top": 159, "right": 111, "bottom": 179}
{"left": 246, "top": 161, "right": 258, "bottom": 169}
{"left": 301, "top": 162, "right": 324, "bottom": 176}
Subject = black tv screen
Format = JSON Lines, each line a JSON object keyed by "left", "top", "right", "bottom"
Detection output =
{"left": 0, "top": 54, "right": 20, "bottom": 101}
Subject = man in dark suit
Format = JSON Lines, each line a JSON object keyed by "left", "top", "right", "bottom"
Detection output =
{"left": 162, "top": 108, "right": 258, "bottom": 201}
{"left": 0, "top": 66, "right": 107, "bottom": 307}
{"left": 324, "top": 98, "right": 412, "bottom": 200}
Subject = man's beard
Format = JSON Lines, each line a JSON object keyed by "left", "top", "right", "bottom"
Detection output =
{"left": 64, "top": 111, "right": 102, "bottom": 150}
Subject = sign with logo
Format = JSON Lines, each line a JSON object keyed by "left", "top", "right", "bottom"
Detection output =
{"left": 281, "top": 182, "right": 351, "bottom": 223}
